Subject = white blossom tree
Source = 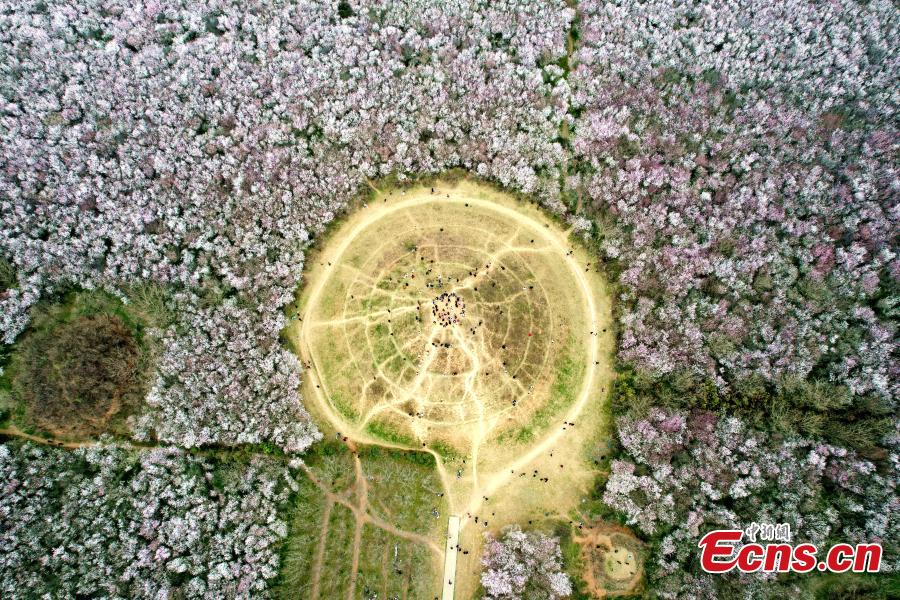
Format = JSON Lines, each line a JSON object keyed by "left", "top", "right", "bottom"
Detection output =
{"left": 481, "top": 526, "right": 572, "bottom": 599}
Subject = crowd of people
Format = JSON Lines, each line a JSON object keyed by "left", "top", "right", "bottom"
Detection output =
{"left": 432, "top": 291, "right": 466, "bottom": 327}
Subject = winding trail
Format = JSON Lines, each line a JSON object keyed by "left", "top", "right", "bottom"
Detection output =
{"left": 0, "top": 425, "right": 111, "bottom": 449}
{"left": 309, "top": 500, "right": 333, "bottom": 600}
{"left": 346, "top": 451, "right": 367, "bottom": 600}
{"left": 299, "top": 461, "right": 444, "bottom": 559}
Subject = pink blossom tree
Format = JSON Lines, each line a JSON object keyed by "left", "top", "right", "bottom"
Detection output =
{"left": 481, "top": 526, "right": 572, "bottom": 599}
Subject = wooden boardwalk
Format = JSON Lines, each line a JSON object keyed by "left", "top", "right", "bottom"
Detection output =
{"left": 441, "top": 515, "right": 460, "bottom": 600}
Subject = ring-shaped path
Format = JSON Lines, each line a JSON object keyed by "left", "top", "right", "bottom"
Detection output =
{"left": 287, "top": 180, "right": 615, "bottom": 598}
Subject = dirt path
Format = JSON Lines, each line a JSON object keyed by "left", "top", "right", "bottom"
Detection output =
{"left": 346, "top": 452, "right": 368, "bottom": 600}
{"left": 0, "top": 425, "right": 103, "bottom": 449}
{"left": 309, "top": 500, "right": 333, "bottom": 600}
{"left": 380, "top": 543, "right": 390, "bottom": 600}
{"left": 299, "top": 461, "right": 444, "bottom": 559}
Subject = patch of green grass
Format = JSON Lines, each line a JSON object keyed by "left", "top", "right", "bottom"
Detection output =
{"left": 513, "top": 343, "right": 584, "bottom": 443}
{"left": 358, "top": 444, "right": 434, "bottom": 466}
{"left": 50, "top": 289, "right": 145, "bottom": 339}
{"left": 302, "top": 278, "right": 346, "bottom": 321}
{"left": 365, "top": 453, "right": 446, "bottom": 534}
{"left": 515, "top": 426, "right": 535, "bottom": 443}
{"left": 431, "top": 440, "right": 463, "bottom": 461}
{"left": 307, "top": 439, "right": 345, "bottom": 458}
{"left": 356, "top": 525, "right": 391, "bottom": 598}
{"left": 122, "top": 282, "right": 176, "bottom": 330}
{"left": 315, "top": 334, "right": 368, "bottom": 410}
{"left": 0, "top": 255, "right": 16, "bottom": 291}
{"left": 390, "top": 311, "right": 419, "bottom": 337}
{"left": 2, "top": 287, "right": 173, "bottom": 439}
{"left": 357, "top": 525, "right": 438, "bottom": 599}
{"left": 558, "top": 524, "right": 594, "bottom": 600}
{"left": 276, "top": 444, "right": 443, "bottom": 599}
{"left": 361, "top": 295, "right": 389, "bottom": 312}
{"left": 329, "top": 392, "right": 359, "bottom": 423}
{"left": 275, "top": 455, "right": 353, "bottom": 600}
{"left": 370, "top": 322, "right": 396, "bottom": 365}
{"left": 800, "top": 571, "right": 900, "bottom": 600}
{"left": 364, "top": 420, "right": 417, "bottom": 447}
{"left": 315, "top": 448, "right": 357, "bottom": 492}
{"left": 0, "top": 403, "right": 11, "bottom": 429}
{"left": 385, "top": 353, "right": 406, "bottom": 377}
{"left": 351, "top": 447, "right": 444, "bottom": 597}
{"left": 316, "top": 504, "right": 357, "bottom": 598}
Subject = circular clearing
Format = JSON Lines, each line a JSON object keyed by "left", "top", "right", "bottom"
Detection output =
{"left": 291, "top": 182, "right": 605, "bottom": 455}
{"left": 574, "top": 522, "right": 645, "bottom": 598}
